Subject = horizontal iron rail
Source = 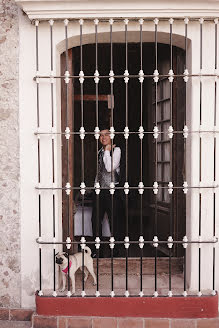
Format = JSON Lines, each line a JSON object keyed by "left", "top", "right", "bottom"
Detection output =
{"left": 35, "top": 293, "right": 218, "bottom": 298}
{"left": 35, "top": 185, "right": 219, "bottom": 190}
{"left": 33, "top": 18, "right": 219, "bottom": 23}
{"left": 34, "top": 74, "right": 219, "bottom": 80}
{"left": 36, "top": 238, "right": 218, "bottom": 245}
{"left": 34, "top": 130, "right": 219, "bottom": 135}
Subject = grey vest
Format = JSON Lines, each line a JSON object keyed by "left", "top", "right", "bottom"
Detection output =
{"left": 97, "top": 149, "right": 119, "bottom": 188}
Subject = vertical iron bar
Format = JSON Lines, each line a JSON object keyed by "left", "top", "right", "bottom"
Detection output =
{"left": 154, "top": 18, "right": 158, "bottom": 297}
{"left": 169, "top": 249, "right": 172, "bottom": 294}
{"left": 35, "top": 20, "right": 43, "bottom": 296}
{"left": 200, "top": 20, "right": 203, "bottom": 71}
{"left": 212, "top": 18, "right": 218, "bottom": 295}
{"left": 110, "top": 22, "right": 114, "bottom": 124}
{"left": 79, "top": 19, "right": 85, "bottom": 296}
{"left": 124, "top": 19, "right": 129, "bottom": 297}
{"left": 185, "top": 21, "right": 188, "bottom": 74}
{"left": 168, "top": 18, "right": 174, "bottom": 296}
{"left": 36, "top": 20, "right": 40, "bottom": 128}
{"left": 198, "top": 18, "right": 203, "bottom": 296}
{"left": 200, "top": 19, "right": 203, "bottom": 125}
{"left": 37, "top": 141, "right": 41, "bottom": 196}
{"left": 50, "top": 20, "right": 54, "bottom": 127}
{"left": 155, "top": 21, "right": 158, "bottom": 228}
{"left": 183, "top": 18, "right": 188, "bottom": 297}
{"left": 49, "top": 19, "right": 57, "bottom": 297}
{"left": 198, "top": 194, "right": 201, "bottom": 294}
{"left": 64, "top": 19, "right": 71, "bottom": 295}
{"left": 53, "top": 193, "right": 56, "bottom": 294}
{"left": 184, "top": 248, "right": 187, "bottom": 293}
{"left": 96, "top": 195, "right": 99, "bottom": 293}
{"left": 39, "top": 194, "right": 42, "bottom": 294}
{"left": 109, "top": 19, "right": 114, "bottom": 296}
{"left": 94, "top": 19, "right": 100, "bottom": 296}
{"left": 213, "top": 193, "right": 216, "bottom": 293}
{"left": 155, "top": 22, "right": 158, "bottom": 80}
{"left": 139, "top": 19, "right": 144, "bottom": 296}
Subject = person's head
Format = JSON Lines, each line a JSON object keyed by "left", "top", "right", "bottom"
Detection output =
{"left": 99, "top": 129, "right": 111, "bottom": 147}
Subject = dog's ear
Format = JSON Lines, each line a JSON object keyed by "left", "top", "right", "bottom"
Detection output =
{"left": 55, "top": 252, "right": 59, "bottom": 257}
{"left": 64, "top": 252, "right": 69, "bottom": 258}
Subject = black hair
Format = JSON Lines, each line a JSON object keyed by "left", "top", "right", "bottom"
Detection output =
{"left": 99, "top": 122, "right": 110, "bottom": 132}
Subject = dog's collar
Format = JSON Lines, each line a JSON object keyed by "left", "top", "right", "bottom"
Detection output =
{"left": 62, "top": 261, "right": 72, "bottom": 274}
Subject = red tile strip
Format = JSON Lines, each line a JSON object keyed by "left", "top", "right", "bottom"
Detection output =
{"left": 36, "top": 294, "right": 218, "bottom": 319}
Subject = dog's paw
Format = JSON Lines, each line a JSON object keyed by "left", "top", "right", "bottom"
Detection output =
{"left": 93, "top": 282, "right": 97, "bottom": 286}
{"left": 59, "top": 288, "right": 66, "bottom": 292}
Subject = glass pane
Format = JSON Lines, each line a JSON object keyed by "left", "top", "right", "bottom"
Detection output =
{"left": 164, "top": 143, "right": 170, "bottom": 161}
{"left": 163, "top": 80, "right": 170, "bottom": 98}
{"left": 157, "top": 83, "right": 162, "bottom": 101}
{"left": 157, "top": 103, "right": 162, "bottom": 121}
{"left": 157, "top": 186, "right": 162, "bottom": 201}
{"left": 163, "top": 101, "right": 170, "bottom": 120}
{"left": 163, "top": 163, "right": 170, "bottom": 182}
{"left": 157, "top": 163, "right": 162, "bottom": 181}
{"left": 161, "top": 60, "right": 169, "bottom": 75}
{"left": 157, "top": 143, "right": 161, "bottom": 161}
{"left": 163, "top": 122, "right": 170, "bottom": 141}
{"left": 164, "top": 188, "right": 170, "bottom": 203}
{"left": 157, "top": 123, "right": 161, "bottom": 141}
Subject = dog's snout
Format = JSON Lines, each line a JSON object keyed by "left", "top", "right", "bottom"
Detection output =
{"left": 56, "top": 257, "right": 63, "bottom": 264}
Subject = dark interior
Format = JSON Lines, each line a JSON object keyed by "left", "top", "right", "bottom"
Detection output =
{"left": 63, "top": 42, "right": 186, "bottom": 257}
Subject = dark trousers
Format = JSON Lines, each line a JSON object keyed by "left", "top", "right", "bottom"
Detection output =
{"left": 92, "top": 189, "right": 123, "bottom": 239}
{"left": 91, "top": 190, "right": 125, "bottom": 257}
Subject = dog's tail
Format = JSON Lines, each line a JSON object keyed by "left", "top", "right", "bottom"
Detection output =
{"left": 84, "top": 246, "right": 92, "bottom": 256}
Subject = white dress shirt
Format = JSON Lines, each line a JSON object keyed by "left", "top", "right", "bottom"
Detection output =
{"left": 102, "top": 146, "right": 121, "bottom": 175}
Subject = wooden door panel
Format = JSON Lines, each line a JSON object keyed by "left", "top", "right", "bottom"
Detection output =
{"left": 61, "top": 50, "right": 75, "bottom": 252}
{"left": 149, "top": 45, "right": 186, "bottom": 256}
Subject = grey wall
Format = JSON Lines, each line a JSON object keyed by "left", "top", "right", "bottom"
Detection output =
{"left": 0, "top": 0, "right": 20, "bottom": 307}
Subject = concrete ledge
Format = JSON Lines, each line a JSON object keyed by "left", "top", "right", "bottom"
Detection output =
{"left": 36, "top": 293, "right": 218, "bottom": 318}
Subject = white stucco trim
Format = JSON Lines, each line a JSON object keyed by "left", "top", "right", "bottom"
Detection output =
{"left": 15, "top": 0, "right": 219, "bottom": 20}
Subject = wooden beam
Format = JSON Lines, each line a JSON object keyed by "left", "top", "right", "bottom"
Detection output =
{"left": 74, "top": 94, "right": 114, "bottom": 109}
{"left": 74, "top": 94, "right": 108, "bottom": 101}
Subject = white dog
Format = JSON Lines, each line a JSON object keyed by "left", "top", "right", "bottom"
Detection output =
{"left": 55, "top": 246, "right": 97, "bottom": 294}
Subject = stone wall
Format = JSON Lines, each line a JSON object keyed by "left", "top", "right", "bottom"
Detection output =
{"left": 0, "top": 0, "right": 20, "bottom": 307}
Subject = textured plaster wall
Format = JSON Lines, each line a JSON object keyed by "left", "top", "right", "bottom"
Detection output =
{"left": 0, "top": 0, "right": 20, "bottom": 307}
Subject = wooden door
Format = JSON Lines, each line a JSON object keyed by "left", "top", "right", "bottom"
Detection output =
{"left": 148, "top": 45, "right": 186, "bottom": 257}
{"left": 61, "top": 50, "right": 75, "bottom": 252}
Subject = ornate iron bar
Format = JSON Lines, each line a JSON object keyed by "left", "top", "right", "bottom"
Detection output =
{"left": 49, "top": 19, "right": 57, "bottom": 297}
{"left": 212, "top": 18, "right": 218, "bottom": 296}
{"left": 153, "top": 17, "right": 159, "bottom": 297}
{"left": 35, "top": 19, "right": 43, "bottom": 297}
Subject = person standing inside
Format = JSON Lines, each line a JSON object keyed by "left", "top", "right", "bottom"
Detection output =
{"left": 91, "top": 127, "right": 123, "bottom": 257}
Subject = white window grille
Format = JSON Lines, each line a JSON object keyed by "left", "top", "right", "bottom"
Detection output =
{"left": 25, "top": 16, "right": 219, "bottom": 299}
